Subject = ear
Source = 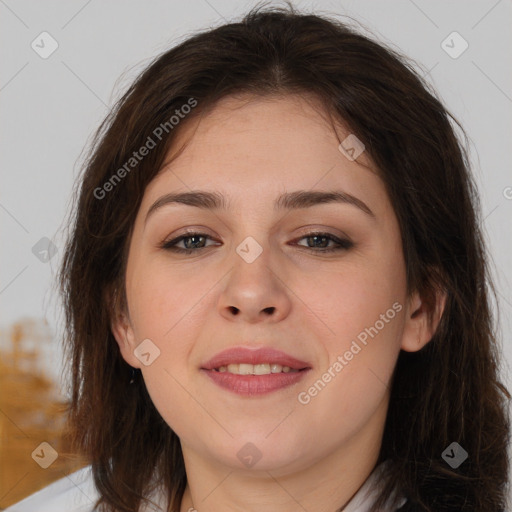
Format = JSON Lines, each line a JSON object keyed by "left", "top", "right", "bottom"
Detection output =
{"left": 108, "top": 290, "right": 142, "bottom": 369}
{"left": 400, "top": 285, "right": 447, "bottom": 353}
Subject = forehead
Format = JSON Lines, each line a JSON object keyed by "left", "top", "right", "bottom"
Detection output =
{"left": 167, "top": 92, "right": 372, "bottom": 167}
{"left": 140, "top": 93, "right": 387, "bottom": 217}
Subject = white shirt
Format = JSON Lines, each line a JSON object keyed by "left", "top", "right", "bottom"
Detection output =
{"left": 4, "top": 460, "right": 406, "bottom": 511}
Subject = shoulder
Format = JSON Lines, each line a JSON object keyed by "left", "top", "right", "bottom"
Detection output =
{"left": 3, "top": 465, "right": 100, "bottom": 512}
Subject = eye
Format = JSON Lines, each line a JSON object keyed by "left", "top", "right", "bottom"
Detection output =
{"left": 160, "top": 231, "right": 353, "bottom": 255}
{"left": 160, "top": 232, "right": 218, "bottom": 254}
{"left": 293, "top": 232, "right": 353, "bottom": 253}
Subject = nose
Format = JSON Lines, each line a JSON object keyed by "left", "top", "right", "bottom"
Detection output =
{"left": 217, "top": 246, "right": 292, "bottom": 324}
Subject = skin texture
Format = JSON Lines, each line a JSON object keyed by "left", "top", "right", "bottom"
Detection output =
{"left": 111, "top": 94, "right": 445, "bottom": 512}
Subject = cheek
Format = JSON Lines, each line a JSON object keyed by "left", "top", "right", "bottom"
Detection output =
{"left": 127, "top": 261, "right": 205, "bottom": 337}
{"left": 126, "top": 261, "right": 213, "bottom": 390}
{"left": 126, "top": 266, "right": 208, "bottom": 434}
{"left": 294, "top": 256, "right": 405, "bottom": 342}
{"left": 291, "top": 252, "right": 405, "bottom": 404}
{"left": 293, "top": 270, "right": 404, "bottom": 441}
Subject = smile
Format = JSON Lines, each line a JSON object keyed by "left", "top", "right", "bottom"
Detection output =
{"left": 213, "top": 363, "right": 300, "bottom": 374}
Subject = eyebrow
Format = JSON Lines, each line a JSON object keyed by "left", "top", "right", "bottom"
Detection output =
{"left": 145, "top": 189, "right": 375, "bottom": 224}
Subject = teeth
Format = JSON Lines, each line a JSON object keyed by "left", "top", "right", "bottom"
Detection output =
{"left": 215, "top": 363, "right": 299, "bottom": 375}
{"left": 270, "top": 363, "right": 283, "bottom": 373}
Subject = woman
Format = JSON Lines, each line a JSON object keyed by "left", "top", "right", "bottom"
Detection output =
{"left": 6, "top": 3, "right": 510, "bottom": 511}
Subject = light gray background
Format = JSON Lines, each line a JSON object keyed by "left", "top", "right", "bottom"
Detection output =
{"left": 1, "top": 0, "right": 511, "bottom": 466}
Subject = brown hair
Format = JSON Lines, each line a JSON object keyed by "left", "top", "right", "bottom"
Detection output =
{"left": 59, "top": 3, "right": 510, "bottom": 511}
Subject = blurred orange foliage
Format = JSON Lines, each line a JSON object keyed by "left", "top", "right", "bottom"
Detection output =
{"left": 0, "top": 319, "right": 86, "bottom": 509}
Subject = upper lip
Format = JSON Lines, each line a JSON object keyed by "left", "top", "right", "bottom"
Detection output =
{"left": 201, "top": 347, "right": 311, "bottom": 370}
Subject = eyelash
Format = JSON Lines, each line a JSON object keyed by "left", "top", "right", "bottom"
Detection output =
{"left": 160, "top": 231, "right": 354, "bottom": 255}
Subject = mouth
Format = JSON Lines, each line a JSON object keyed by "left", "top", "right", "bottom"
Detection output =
{"left": 200, "top": 346, "right": 312, "bottom": 396}
{"left": 211, "top": 363, "right": 305, "bottom": 375}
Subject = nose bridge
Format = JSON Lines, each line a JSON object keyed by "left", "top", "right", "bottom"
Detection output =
{"left": 217, "top": 232, "right": 291, "bottom": 322}
{"left": 230, "top": 233, "right": 275, "bottom": 297}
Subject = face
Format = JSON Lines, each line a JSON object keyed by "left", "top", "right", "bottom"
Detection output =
{"left": 112, "top": 94, "right": 431, "bottom": 476}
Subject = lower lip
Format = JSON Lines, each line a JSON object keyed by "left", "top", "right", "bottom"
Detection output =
{"left": 201, "top": 368, "right": 310, "bottom": 396}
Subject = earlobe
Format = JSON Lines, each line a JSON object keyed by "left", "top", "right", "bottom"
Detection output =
{"left": 400, "top": 287, "right": 447, "bottom": 353}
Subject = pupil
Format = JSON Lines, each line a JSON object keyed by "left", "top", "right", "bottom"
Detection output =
{"left": 185, "top": 235, "right": 204, "bottom": 249}
{"left": 309, "top": 235, "right": 327, "bottom": 248}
